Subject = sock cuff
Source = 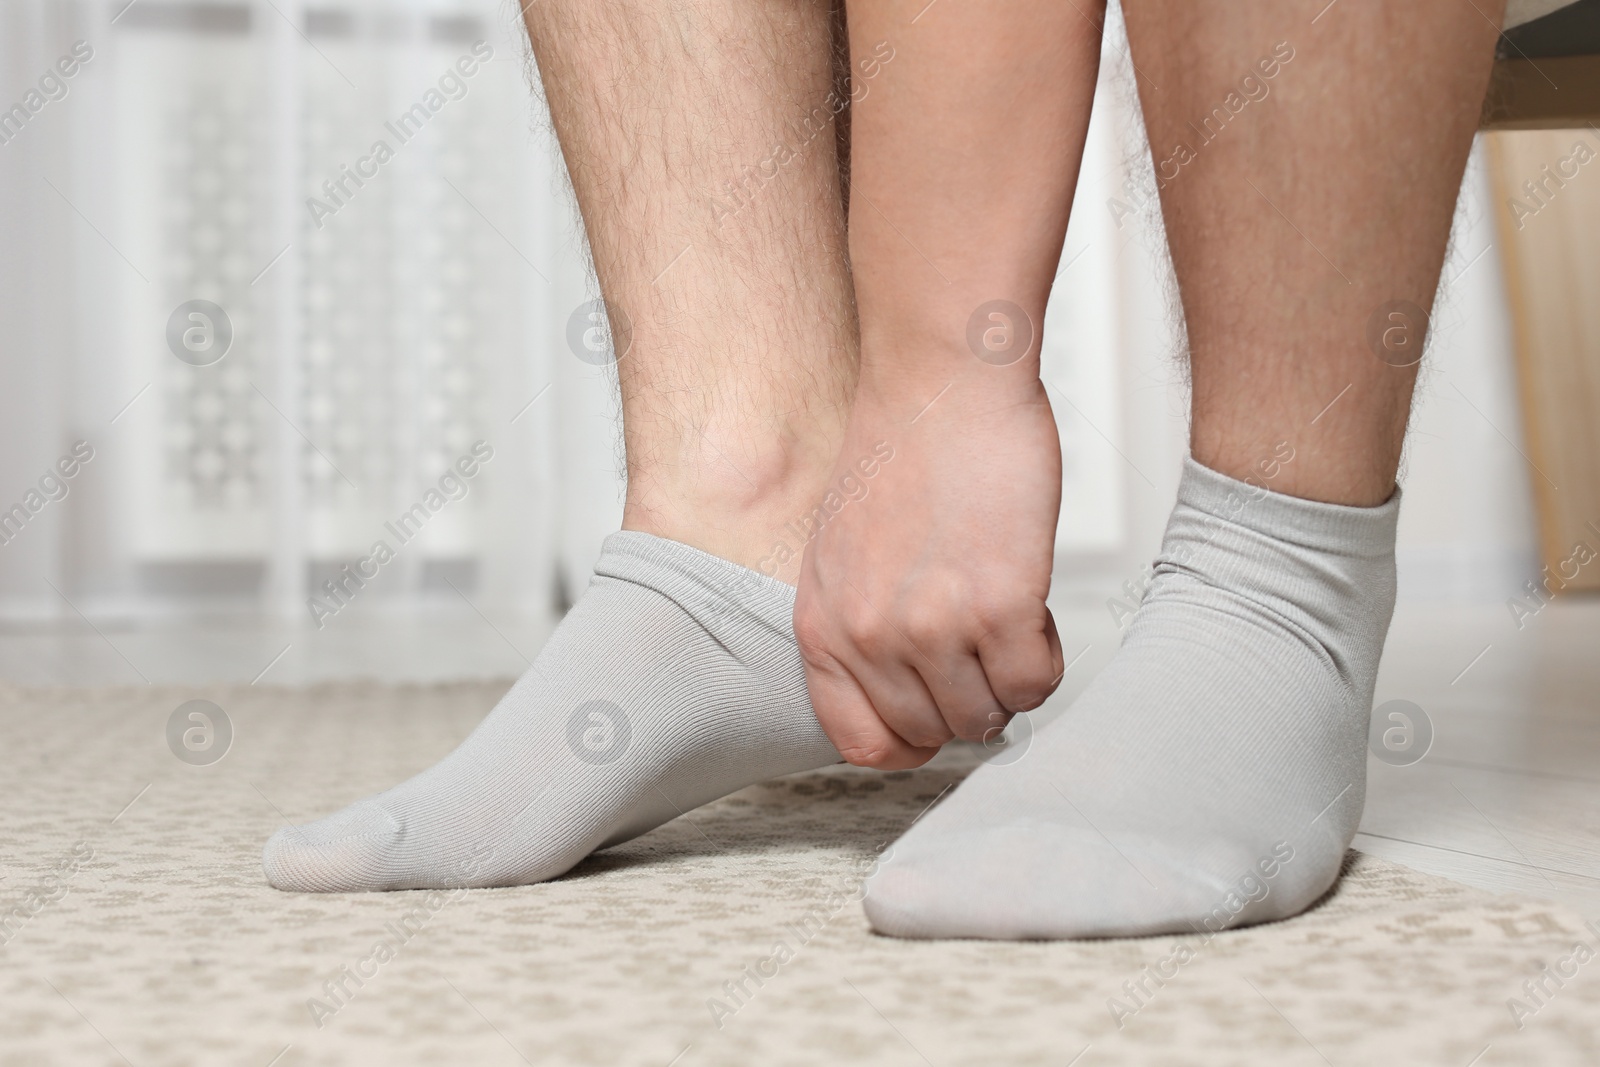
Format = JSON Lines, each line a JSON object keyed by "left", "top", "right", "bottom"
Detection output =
{"left": 594, "top": 531, "right": 797, "bottom": 631}
{"left": 1175, "top": 456, "right": 1401, "bottom": 559}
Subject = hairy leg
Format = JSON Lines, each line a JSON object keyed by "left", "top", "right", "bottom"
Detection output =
{"left": 864, "top": 0, "right": 1505, "bottom": 939}
{"left": 1138, "top": 1, "right": 1504, "bottom": 504}
{"left": 795, "top": 0, "right": 1104, "bottom": 765}
{"left": 532, "top": 0, "right": 860, "bottom": 579}
{"left": 263, "top": 0, "right": 859, "bottom": 892}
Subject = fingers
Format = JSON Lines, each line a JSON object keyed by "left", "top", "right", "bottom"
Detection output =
{"left": 905, "top": 645, "right": 1007, "bottom": 743}
{"left": 796, "top": 626, "right": 942, "bottom": 770}
{"left": 976, "top": 606, "right": 1066, "bottom": 713}
{"left": 796, "top": 558, "right": 1061, "bottom": 764}
{"left": 812, "top": 607, "right": 1024, "bottom": 751}
{"left": 852, "top": 655, "right": 956, "bottom": 750}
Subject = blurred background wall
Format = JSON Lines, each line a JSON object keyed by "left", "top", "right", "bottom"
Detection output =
{"left": 0, "top": 0, "right": 1540, "bottom": 651}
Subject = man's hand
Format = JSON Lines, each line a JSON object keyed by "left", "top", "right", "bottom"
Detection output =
{"left": 793, "top": 375, "right": 1066, "bottom": 769}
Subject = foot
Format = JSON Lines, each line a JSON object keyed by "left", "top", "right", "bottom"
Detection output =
{"left": 863, "top": 457, "right": 1400, "bottom": 939}
{"left": 263, "top": 533, "right": 840, "bottom": 892}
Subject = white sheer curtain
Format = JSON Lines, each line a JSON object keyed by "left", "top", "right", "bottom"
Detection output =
{"left": 0, "top": 0, "right": 628, "bottom": 626}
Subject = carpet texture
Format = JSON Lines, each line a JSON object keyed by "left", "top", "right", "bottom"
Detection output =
{"left": 2, "top": 680, "right": 1596, "bottom": 1066}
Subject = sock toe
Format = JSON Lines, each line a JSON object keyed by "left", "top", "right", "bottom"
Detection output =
{"left": 262, "top": 802, "right": 403, "bottom": 892}
{"left": 866, "top": 818, "right": 1301, "bottom": 940}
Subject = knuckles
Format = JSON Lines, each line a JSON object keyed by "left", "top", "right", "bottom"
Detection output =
{"left": 899, "top": 603, "right": 952, "bottom": 654}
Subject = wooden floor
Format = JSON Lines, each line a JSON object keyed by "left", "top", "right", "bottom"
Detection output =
{"left": 1359, "top": 600, "right": 1600, "bottom": 919}
{"left": 4, "top": 596, "right": 1597, "bottom": 921}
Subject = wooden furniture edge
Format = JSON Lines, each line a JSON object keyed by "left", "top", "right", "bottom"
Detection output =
{"left": 1483, "top": 54, "right": 1600, "bottom": 130}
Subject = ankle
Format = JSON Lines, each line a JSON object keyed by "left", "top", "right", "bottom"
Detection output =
{"left": 622, "top": 425, "right": 844, "bottom": 585}
{"left": 1190, "top": 405, "right": 1406, "bottom": 508}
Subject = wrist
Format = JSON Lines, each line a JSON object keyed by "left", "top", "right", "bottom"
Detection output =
{"left": 857, "top": 298, "right": 1043, "bottom": 405}
{"left": 858, "top": 343, "right": 1040, "bottom": 415}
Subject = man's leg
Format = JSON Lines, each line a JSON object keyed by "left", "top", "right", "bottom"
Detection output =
{"left": 1148, "top": 4, "right": 1499, "bottom": 505}
{"left": 536, "top": 0, "right": 858, "bottom": 570}
{"left": 263, "top": 0, "right": 855, "bottom": 891}
{"left": 864, "top": 0, "right": 1504, "bottom": 938}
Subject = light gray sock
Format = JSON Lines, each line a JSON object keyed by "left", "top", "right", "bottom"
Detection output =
{"left": 864, "top": 457, "right": 1400, "bottom": 939}
{"left": 263, "top": 532, "right": 840, "bottom": 892}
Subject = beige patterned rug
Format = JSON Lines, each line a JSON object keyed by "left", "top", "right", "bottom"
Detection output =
{"left": 2, "top": 681, "right": 1596, "bottom": 1066}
